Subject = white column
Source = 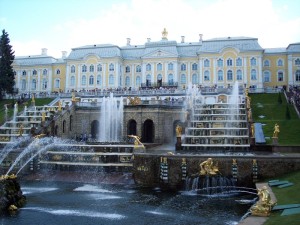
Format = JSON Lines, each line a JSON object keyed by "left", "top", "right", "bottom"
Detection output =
{"left": 27, "top": 70, "right": 31, "bottom": 93}
{"left": 199, "top": 58, "right": 202, "bottom": 84}
{"left": 243, "top": 57, "right": 248, "bottom": 86}
{"left": 48, "top": 69, "right": 52, "bottom": 92}
{"left": 258, "top": 56, "right": 263, "bottom": 88}
{"left": 77, "top": 64, "right": 81, "bottom": 90}
{"left": 174, "top": 61, "right": 178, "bottom": 83}
{"left": 142, "top": 63, "right": 146, "bottom": 83}
{"left": 65, "top": 65, "right": 69, "bottom": 91}
{"left": 115, "top": 62, "right": 119, "bottom": 88}
{"left": 103, "top": 64, "right": 106, "bottom": 88}
{"left": 164, "top": 62, "right": 168, "bottom": 83}
{"left": 213, "top": 58, "right": 217, "bottom": 84}
{"left": 288, "top": 54, "right": 293, "bottom": 86}
{"left": 37, "top": 70, "right": 41, "bottom": 92}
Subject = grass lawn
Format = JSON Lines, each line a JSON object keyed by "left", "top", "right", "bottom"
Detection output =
{"left": 250, "top": 93, "right": 300, "bottom": 145}
{"left": 264, "top": 170, "right": 300, "bottom": 225}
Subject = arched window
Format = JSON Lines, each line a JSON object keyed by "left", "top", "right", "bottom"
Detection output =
{"left": 181, "top": 74, "right": 186, "bottom": 84}
{"left": 56, "top": 69, "right": 60, "bottom": 75}
{"left": 90, "top": 64, "right": 94, "bottom": 72}
{"left": 168, "top": 74, "right": 174, "bottom": 85}
{"left": 109, "top": 63, "right": 114, "bottom": 71}
{"left": 157, "top": 63, "right": 162, "bottom": 71}
{"left": 204, "top": 59, "right": 210, "bottom": 67}
{"left": 278, "top": 71, "right": 284, "bottom": 81}
{"left": 146, "top": 64, "right": 151, "bottom": 71}
{"left": 43, "top": 69, "right": 47, "bottom": 75}
{"left": 125, "top": 76, "right": 130, "bottom": 86}
{"left": 136, "top": 65, "right": 141, "bottom": 73}
{"left": 81, "top": 75, "right": 87, "bottom": 85}
{"left": 32, "top": 79, "right": 37, "bottom": 90}
{"left": 82, "top": 65, "right": 87, "bottom": 72}
{"left": 192, "top": 63, "right": 198, "bottom": 71}
{"left": 71, "top": 65, "right": 75, "bottom": 73}
{"left": 296, "top": 70, "right": 300, "bottom": 82}
{"left": 109, "top": 75, "right": 114, "bottom": 85}
{"left": 217, "top": 59, "right": 223, "bottom": 67}
{"left": 97, "top": 75, "right": 101, "bottom": 85}
{"left": 126, "top": 65, "right": 130, "bottom": 73}
{"left": 192, "top": 74, "right": 197, "bottom": 84}
{"left": 251, "top": 69, "right": 257, "bottom": 80}
{"left": 97, "top": 64, "right": 102, "bottom": 72}
{"left": 136, "top": 76, "right": 141, "bottom": 86}
{"left": 227, "top": 58, "right": 233, "bottom": 66}
{"left": 55, "top": 79, "right": 60, "bottom": 88}
{"left": 21, "top": 79, "right": 26, "bottom": 90}
{"left": 263, "top": 71, "right": 270, "bottom": 82}
{"left": 146, "top": 74, "right": 151, "bottom": 86}
{"left": 295, "top": 58, "right": 300, "bottom": 66}
{"left": 237, "top": 69, "right": 243, "bottom": 80}
{"left": 236, "top": 58, "right": 242, "bottom": 66}
{"left": 204, "top": 71, "right": 210, "bottom": 81}
{"left": 157, "top": 74, "right": 162, "bottom": 81}
{"left": 217, "top": 70, "right": 223, "bottom": 81}
{"left": 181, "top": 63, "right": 186, "bottom": 71}
{"left": 250, "top": 57, "right": 257, "bottom": 66}
{"left": 33, "top": 70, "right": 37, "bottom": 75}
{"left": 22, "top": 70, "right": 26, "bottom": 76}
{"left": 70, "top": 76, "right": 75, "bottom": 86}
{"left": 264, "top": 60, "right": 270, "bottom": 67}
{"left": 168, "top": 63, "right": 173, "bottom": 70}
{"left": 42, "top": 79, "right": 47, "bottom": 89}
{"left": 277, "top": 59, "right": 283, "bottom": 67}
{"left": 89, "top": 75, "right": 94, "bottom": 85}
{"left": 227, "top": 70, "right": 233, "bottom": 80}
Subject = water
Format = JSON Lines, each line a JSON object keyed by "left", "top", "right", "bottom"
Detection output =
{"left": 99, "top": 93, "right": 124, "bottom": 142}
{"left": 1, "top": 180, "right": 252, "bottom": 225}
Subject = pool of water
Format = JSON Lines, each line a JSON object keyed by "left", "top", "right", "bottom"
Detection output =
{"left": 1, "top": 180, "right": 253, "bottom": 225}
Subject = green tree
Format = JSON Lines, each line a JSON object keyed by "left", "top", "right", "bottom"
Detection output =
{"left": 0, "top": 29, "right": 15, "bottom": 100}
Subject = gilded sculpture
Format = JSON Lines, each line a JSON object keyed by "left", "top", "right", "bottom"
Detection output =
{"left": 199, "top": 158, "right": 220, "bottom": 176}
{"left": 162, "top": 28, "right": 168, "bottom": 39}
{"left": 176, "top": 125, "right": 182, "bottom": 137}
{"left": 250, "top": 186, "right": 276, "bottom": 216}
{"left": 273, "top": 123, "right": 280, "bottom": 138}
{"left": 128, "top": 135, "right": 145, "bottom": 149}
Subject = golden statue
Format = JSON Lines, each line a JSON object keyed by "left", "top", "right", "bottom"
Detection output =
{"left": 42, "top": 112, "right": 46, "bottom": 122}
{"left": 246, "top": 96, "right": 251, "bottom": 109}
{"left": 128, "top": 135, "right": 145, "bottom": 149}
{"left": 31, "top": 94, "right": 35, "bottom": 103}
{"left": 72, "top": 92, "right": 76, "bottom": 101}
{"left": 162, "top": 28, "right": 168, "bottom": 40}
{"left": 128, "top": 96, "right": 141, "bottom": 105}
{"left": 273, "top": 123, "right": 280, "bottom": 138}
{"left": 250, "top": 186, "right": 276, "bottom": 216}
{"left": 176, "top": 125, "right": 182, "bottom": 137}
{"left": 58, "top": 100, "right": 62, "bottom": 111}
{"left": 18, "top": 124, "right": 24, "bottom": 137}
{"left": 199, "top": 158, "right": 219, "bottom": 176}
{"left": 251, "top": 123, "right": 255, "bottom": 138}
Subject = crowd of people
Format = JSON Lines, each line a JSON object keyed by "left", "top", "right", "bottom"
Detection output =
{"left": 287, "top": 85, "right": 300, "bottom": 115}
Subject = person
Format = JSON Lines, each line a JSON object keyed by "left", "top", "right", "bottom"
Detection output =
{"left": 199, "top": 158, "right": 219, "bottom": 175}
{"left": 176, "top": 125, "right": 182, "bottom": 137}
{"left": 273, "top": 123, "right": 280, "bottom": 138}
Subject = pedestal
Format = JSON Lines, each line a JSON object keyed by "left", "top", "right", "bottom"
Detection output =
{"left": 272, "top": 137, "right": 278, "bottom": 145}
{"left": 175, "top": 137, "right": 182, "bottom": 151}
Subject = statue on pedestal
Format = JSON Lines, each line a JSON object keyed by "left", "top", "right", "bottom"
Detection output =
{"left": 273, "top": 123, "right": 280, "bottom": 138}
{"left": 199, "top": 158, "right": 220, "bottom": 176}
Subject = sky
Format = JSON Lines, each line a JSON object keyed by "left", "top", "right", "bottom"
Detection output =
{"left": 0, "top": 0, "right": 299, "bottom": 58}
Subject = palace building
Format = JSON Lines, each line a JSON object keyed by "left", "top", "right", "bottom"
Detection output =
{"left": 12, "top": 29, "right": 300, "bottom": 94}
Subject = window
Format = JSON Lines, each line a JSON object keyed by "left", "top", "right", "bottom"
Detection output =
{"left": 42, "top": 79, "right": 47, "bottom": 89}
{"left": 109, "top": 75, "right": 114, "bottom": 85}
{"left": 55, "top": 79, "right": 60, "bottom": 88}
{"left": 227, "top": 70, "right": 233, "bottom": 80}
{"left": 109, "top": 63, "right": 114, "bottom": 71}
{"left": 32, "top": 79, "right": 37, "bottom": 90}
{"left": 251, "top": 69, "right": 257, "bottom": 80}
{"left": 278, "top": 71, "right": 284, "bottom": 81}
{"left": 191, "top": 63, "right": 197, "bottom": 71}
{"left": 181, "top": 63, "right": 186, "bottom": 71}
{"left": 295, "top": 58, "right": 300, "bottom": 66}
{"left": 236, "top": 58, "right": 242, "bottom": 66}
{"left": 90, "top": 64, "right": 94, "bottom": 72}
{"left": 168, "top": 63, "right": 173, "bottom": 70}
{"left": 181, "top": 74, "right": 186, "bottom": 84}
{"left": 22, "top": 70, "right": 26, "bottom": 76}
{"left": 136, "top": 65, "right": 141, "bottom": 73}
{"left": 21, "top": 79, "right": 26, "bottom": 90}
{"left": 250, "top": 57, "right": 257, "bottom": 66}
{"left": 146, "top": 64, "right": 151, "bottom": 71}
{"left": 136, "top": 76, "right": 141, "bottom": 86}
{"left": 89, "top": 75, "right": 94, "bottom": 85}
{"left": 33, "top": 70, "right": 37, "bottom": 75}
{"left": 125, "top": 76, "right": 130, "bottom": 86}
{"left": 97, "top": 64, "right": 102, "bottom": 72}
{"left": 227, "top": 58, "right": 233, "bottom": 66}
{"left": 157, "top": 74, "right": 162, "bottom": 81}
{"left": 97, "top": 75, "right": 101, "bottom": 85}
{"left": 236, "top": 70, "right": 243, "bottom": 81}
{"left": 263, "top": 71, "right": 270, "bottom": 82}
{"left": 146, "top": 74, "right": 151, "bottom": 86}
{"left": 218, "top": 70, "right": 223, "bottom": 81}
{"left": 296, "top": 70, "right": 300, "bottom": 82}
{"left": 82, "top": 65, "right": 87, "bottom": 72}
{"left": 157, "top": 63, "right": 162, "bottom": 71}
{"left": 168, "top": 74, "right": 174, "bottom": 85}
{"left": 217, "top": 59, "right": 223, "bottom": 67}
{"left": 192, "top": 74, "right": 197, "bottom": 84}
{"left": 264, "top": 60, "right": 270, "bottom": 67}
{"left": 71, "top": 65, "right": 75, "bottom": 73}
{"left": 70, "top": 76, "right": 75, "bottom": 86}
{"left": 204, "top": 59, "right": 210, "bottom": 67}
{"left": 56, "top": 69, "right": 60, "bottom": 75}
{"left": 277, "top": 59, "right": 283, "bottom": 67}
{"left": 43, "top": 69, "right": 47, "bottom": 75}
{"left": 81, "top": 75, "right": 87, "bottom": 85}
{"left": 126, "top": 66, "right": 130, "bottom": 73}
{"left": 204, "top": 70, "right": 210, "bottom": 81}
